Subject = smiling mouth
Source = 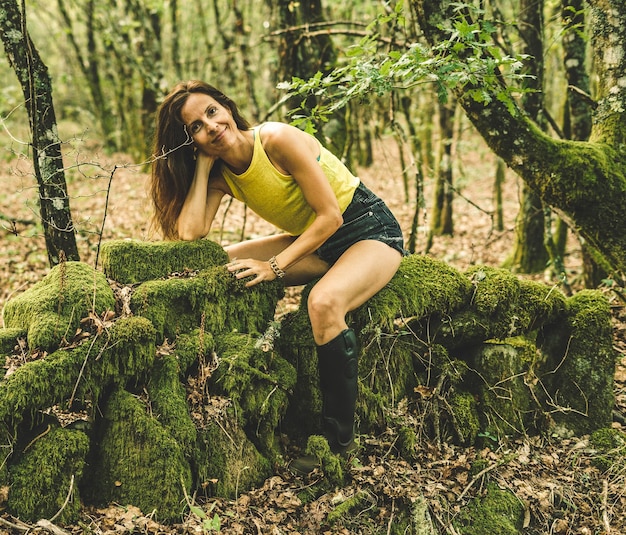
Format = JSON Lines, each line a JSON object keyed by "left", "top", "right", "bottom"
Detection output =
{"left": 213, "top": 127, "right": 226, "bottom": 143}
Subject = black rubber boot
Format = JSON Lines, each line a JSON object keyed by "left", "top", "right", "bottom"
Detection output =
{"left": 289, "top": 328, "right": 359, "bottom": 476}
{"left": 318, "top": 328, "right": 359, "bottom": 451}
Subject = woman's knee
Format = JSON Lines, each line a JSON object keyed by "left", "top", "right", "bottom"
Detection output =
{"left": 307, "top": 286, "right": 341, "bottom": 323}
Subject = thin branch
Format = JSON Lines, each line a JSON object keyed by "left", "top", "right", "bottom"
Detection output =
{"left": 48, "top": 474, "right": 74, "bottom": 524}
{"left": 457, "top": 461, "right": 501, "bottom": 502}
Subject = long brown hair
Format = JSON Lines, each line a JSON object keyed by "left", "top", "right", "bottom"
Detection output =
{"left": 150, "top": 80, "right": 251, "bottom": 239}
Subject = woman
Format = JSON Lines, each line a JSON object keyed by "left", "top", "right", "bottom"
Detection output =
{"left": 151, "top": 80, "right": 405, "bottom": 472}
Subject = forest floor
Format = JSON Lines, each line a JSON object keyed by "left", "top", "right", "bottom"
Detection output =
{"left": 1, "top": 125, "right": 625, "bottom": 534}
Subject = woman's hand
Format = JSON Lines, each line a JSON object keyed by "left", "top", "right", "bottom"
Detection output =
{"left": 227, "top": 258, "right": 280, "bottom": 287}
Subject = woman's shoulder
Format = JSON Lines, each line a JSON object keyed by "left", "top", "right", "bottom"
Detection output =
{"left": 257, "top": 121, "right": 302, "bottom": 140}
{"left": 258, "top": 122, "right": 317, "bottom": 154}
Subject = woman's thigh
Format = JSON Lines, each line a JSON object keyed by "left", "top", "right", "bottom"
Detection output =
{"left": 225, "top": 234, "right": 329, "bottom": 286}
{"left": 311, "top": 239, "right": 402, "bottom": 314}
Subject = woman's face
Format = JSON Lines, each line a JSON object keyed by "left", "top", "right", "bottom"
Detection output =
{"left": 180, "top": 92, "right": 237, "bottom": 155}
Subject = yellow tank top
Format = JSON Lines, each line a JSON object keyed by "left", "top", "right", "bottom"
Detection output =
{"left": 221, "top": 125, "right": 359, "bottom": 235}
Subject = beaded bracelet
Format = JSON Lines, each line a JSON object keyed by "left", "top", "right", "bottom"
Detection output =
{"left": 269, "top": 256, "right": 286, "bottom": 279}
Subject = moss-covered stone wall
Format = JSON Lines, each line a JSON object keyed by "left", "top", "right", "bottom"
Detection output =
{"left": 0, "top": 239, "right": 615, "bottom": 524}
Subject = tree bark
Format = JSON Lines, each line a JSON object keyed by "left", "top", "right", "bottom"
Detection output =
{"left": 507, "top": 0, "right": 550, "bottom": 274}
{"left": 0, "top": 0, "right": 79, "bottom": 266}
{"left": 414, "top": 0, "right": 626, "bottom": 275}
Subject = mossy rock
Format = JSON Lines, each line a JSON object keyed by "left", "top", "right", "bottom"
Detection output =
{"left": 448, "top": 389, "right": 481, "bottom": 445}
{"left": 210, "top": 332, "right": 297, "bottom": 458}
{"left": 466, "top": 338, "right": 540, "bottom": 440}
{"left": 419, "top": 273, "right": 567, "bottom": 350}
{"left": 358, "top": 331, "right": 419, "bottom": 432}
{"left": 538, "top": 289, "right": 615, "bottom": 435}
{"left": 194, "top": 405, "right": 271, "bottom": 499}
{"left": 352, "top": 254, "right": 474, "bottom": 333}
{"left": 7, "top": 425, "right": 90, "bottom": 524}
{"left": 100, "top": 239, "right": 229, "bottom": 284}
{"left": 463, "top": 266, "right": 567, "bottom": 341}
{"left": 2, "top": 261, "right": 116, "bottom": 352}
{"left": 0, "top": 316, "right": 156, "bottom": 428}
{"left": 174, "top": 328, "right": 216, "bottom": 374}
{"left": 589, "top": 427, "right": 626, "bottom": 471}
{"left": 147, "top": 355, "right": 197, "bottom": 456}
{"left": 131, "top": 266, "right": 283, "bottom": 343}
{"left": 454, "top": 482, "right": 525, "bottom": 535}
{"left": 85, "top": 387, "right": 192, "bottom": 523}
{"left": 0, "top": 327, "right": 25, "bottom": 357}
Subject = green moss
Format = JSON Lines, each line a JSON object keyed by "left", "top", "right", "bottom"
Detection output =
{"left": 277, "top": 308, "right": 318, "bottom": 440}
{"left": 194, "top": 407, "right": 271, "bottom": 499}
{"left": 455, "top": 483, "right": 524, "bottom": 535}
{"left": 327, "top": 490, "right": 371, "bottom": 524}
{"left": 448, "top": 390, "right": 480, "bottom": 445}
{"left": 396, "top": 425, "right": 418, "bottom": 461}
{"left": 148, "top": 355, "right": 197, "bottom": 455}
{"left": 211, "top": 332, "right": 296, "bottom": 458}
{"left": 82, "top": 316, "right": 156, "bottom": 400}
{"left": 0, "top": 346, "right": 86, "bottom": 426}
{"left": 467, "top": 339, "right": 539, "bottom": 440}
{"left": 464, "top": 266, "right": 566, "bottom": 341}
{"left": 589, "top": 428, "right": 626, "bottom": 471}
{"left": 0, "top": 316, "right": 155, "bottom": 430}
{"left": 131, "top": 265, "right": 283, "bottom": 343}
{"left": 358, "top": 329, "right": 418, "bottom": 433}
{"left": 539, "top": 290, "right": 615, "bottom": 434}
{"left": 352, "top": 255, "right": 473, "bottom": 333}
{"left": 175, "top": 329, "right": 215, "bottom": 374}
{"left": 305, "top": 434, "right": 343, "bottom": 487}
{"left": 85, "top": 387, "right": 192, "bottom": 523}
{"left": 0, "top": 327, "right": 25, "bottom": 357}
{"left": 7, "top": 426, "right": 90, "bottom": 524}
{"left": 2, "top": 261, "right": 115, "bottom": 352}
{"left": 100, "top": 239, "right": 229, "bottom": 284}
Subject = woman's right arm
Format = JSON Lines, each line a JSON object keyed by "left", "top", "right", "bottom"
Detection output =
{"left": 177, "top": 153, "right": 226, "bottom": 240}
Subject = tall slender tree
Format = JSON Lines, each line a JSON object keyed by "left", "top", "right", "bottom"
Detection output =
{"left": 0, "top": 0, "right": 79, "bottom": 266}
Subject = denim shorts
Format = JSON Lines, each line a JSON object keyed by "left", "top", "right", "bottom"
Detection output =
{"left": 316, "top": 182, "right": 406, "bottom": 265}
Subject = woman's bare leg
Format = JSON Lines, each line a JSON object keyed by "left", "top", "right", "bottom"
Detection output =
{"left": 306, "top": 240, "right": 402, "bottom": 345}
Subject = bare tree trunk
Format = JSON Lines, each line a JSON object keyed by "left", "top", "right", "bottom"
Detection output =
{"left": 0, "top": 0, "right": 79, "bottom": 266}
{"left": 273, "top": 0, "right": 346, "bottom": 156}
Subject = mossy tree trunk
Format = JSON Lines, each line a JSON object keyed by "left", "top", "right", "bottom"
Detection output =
{"left": 415, "top": 0, "right": 626, "bottom": 276}
{"left": 426, "top": 99, "right": 455, "bottom": 252}
{"left": 561, "top": 0, "right": 606, "bottom": 287}
{"left": 0, "top": 0, "right": 79, "bottom": 266}
{"left": 506, "top": 0, "right": 550, "bottom": 274}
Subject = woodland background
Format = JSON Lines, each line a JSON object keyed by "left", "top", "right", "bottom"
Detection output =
{"left": 1, "top": 0, "right": 626, "bottom": 533}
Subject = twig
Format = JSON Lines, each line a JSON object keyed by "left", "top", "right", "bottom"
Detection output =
{"left": 36, "top": 518, "right": 70, "bottom": 535}
{"left": 386, "top": 498, "right": 395, "bottom": 535}
{"left": 94, "top": 165, "right": 118, "bottom": 270}
{"left": 602, "top": 479, "right": 611, "bottom": 534}
{"left": 49, "top": 474, "right": 74, "bottom": 523}
{"left": 457, "top": 461, "right": 501, "bottom": 502}
{"left": 0, "top": 516, "right": 30, "bottom": 532}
